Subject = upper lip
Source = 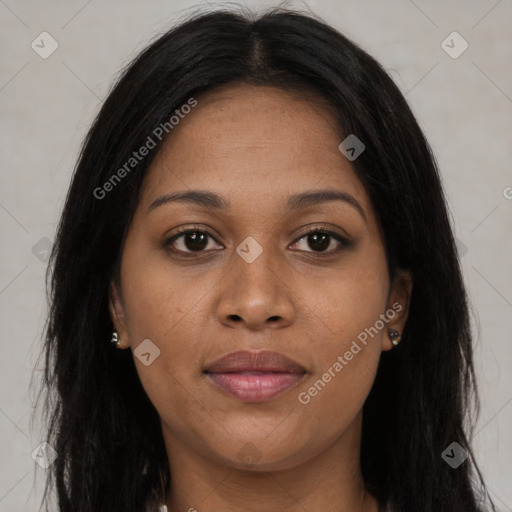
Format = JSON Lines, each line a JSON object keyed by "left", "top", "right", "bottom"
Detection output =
{"left": 204, "top": 350, "right": 306, "bottom": 374}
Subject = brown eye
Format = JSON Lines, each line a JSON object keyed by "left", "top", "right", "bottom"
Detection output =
{"left": 165, "top": 228, "right": 222, "bottom": 255}
{"left": 290, "top": 228, "right": 350, "bottom": 254}
{"left": 179, "top": 231, "right": 209, "bottom": 251}
{"left": 305, "top": 232, "right": 332, "bottom": 252}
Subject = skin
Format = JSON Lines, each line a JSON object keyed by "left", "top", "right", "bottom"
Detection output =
{"left": 109, "top": 82, "right": 412, "bottom": 512}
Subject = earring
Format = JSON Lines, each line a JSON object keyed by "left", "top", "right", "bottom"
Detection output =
{"left": 111, "top": 330, "right": 122, "bottom": 349}
{"left": 388, "top": 328, "right": 401, "bottom": 346}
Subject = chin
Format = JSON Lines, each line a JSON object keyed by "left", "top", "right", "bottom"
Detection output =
{"left": 209, "top": 441, "right": 312, "bottom": 473}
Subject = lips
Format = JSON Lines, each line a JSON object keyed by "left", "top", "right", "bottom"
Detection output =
{"left": 204, "top": 350, "right": 306, "bottom": 402}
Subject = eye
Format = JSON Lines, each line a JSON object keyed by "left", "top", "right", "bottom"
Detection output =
{"left": 290, "top": 227, "right": 350, "bottom": 254}
{"left": 164, "top": 225, "right": 351, "bottom": 258}
{"left": 164, "top": 226, "right": 222, "bottom": 255}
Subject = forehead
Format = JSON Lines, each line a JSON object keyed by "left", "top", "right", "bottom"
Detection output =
{"left": 142, "top": 83, "right": 369, "bottom": 211}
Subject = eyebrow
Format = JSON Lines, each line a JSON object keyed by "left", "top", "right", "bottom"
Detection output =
{"left": 147, "top": 189, "right": 367, "bottom": 222}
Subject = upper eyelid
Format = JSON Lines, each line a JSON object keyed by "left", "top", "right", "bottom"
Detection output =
{"left": 294, "top": 225, "right": 349, "bottom": 241}
{"left": 168, "top": 226, "right": 222, "bottom": 246}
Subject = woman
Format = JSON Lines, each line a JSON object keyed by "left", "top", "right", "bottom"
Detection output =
{"left": 36, "top": 5, "right": 496, "bottom": 512}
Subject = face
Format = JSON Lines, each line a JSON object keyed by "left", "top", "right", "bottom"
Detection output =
{"left": 109, "top": 82, "right": 412, "bottom": 472}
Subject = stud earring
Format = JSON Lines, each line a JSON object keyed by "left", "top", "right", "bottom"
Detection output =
{"left": 111, "top": 330, "right": 122, "bottom": 349}
{"left": 388, "top": 328, "right": 401, "bottom": 346}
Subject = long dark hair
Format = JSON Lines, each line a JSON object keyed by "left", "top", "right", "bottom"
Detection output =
{"left": 35, "top": 5, "right": 495, "bottom": 512}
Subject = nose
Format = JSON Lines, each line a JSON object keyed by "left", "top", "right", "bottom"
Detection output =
{"left": 216, "top": 249, "right": 296, "bottom": 331}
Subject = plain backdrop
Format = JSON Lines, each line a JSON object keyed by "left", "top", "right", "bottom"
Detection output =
{"left": 0, "top": 1, "right": 511, "bottom": 511}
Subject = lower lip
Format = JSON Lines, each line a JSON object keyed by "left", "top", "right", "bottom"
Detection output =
{"left": 206, "top": 371, "right": 305, "bottom": 402}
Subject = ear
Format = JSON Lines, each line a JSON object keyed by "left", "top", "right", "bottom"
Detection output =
{"left": 108, "top": 280, "right": 130, "bottom": 349}
{"left": 382, "top": 268, "right": 413, "bottom": 351}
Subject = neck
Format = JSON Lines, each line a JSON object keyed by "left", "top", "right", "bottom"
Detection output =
{"left": 162, "top": 411, "right": 380, "bottom": 512}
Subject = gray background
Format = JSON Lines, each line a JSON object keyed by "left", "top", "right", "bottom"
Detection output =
{"left": 0, "top": 0, "right": 511, "bottom": 510}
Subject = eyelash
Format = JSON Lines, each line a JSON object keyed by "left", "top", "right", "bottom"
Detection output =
{"left": 164, "top": 224, "right": 351, "bottom": 258}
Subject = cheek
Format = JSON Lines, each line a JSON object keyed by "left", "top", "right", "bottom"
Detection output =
{"left": 296, "top": 249, "right": 389, "bottom": 412}
{"left": 117, "top": 238, "right": 211, "bottom": 400}
{"left": 119, "top": 254, "right": 208, "bottom": 426}
{"left": 119, "top": 235, "right": 204, "bottom": 340}
{"left": 303, "top": 250, "right": 390, "bottom": 354}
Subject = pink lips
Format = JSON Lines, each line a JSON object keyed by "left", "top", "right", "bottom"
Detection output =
{"left": 204, "top": 350, "right": 306, "bottom": 402}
